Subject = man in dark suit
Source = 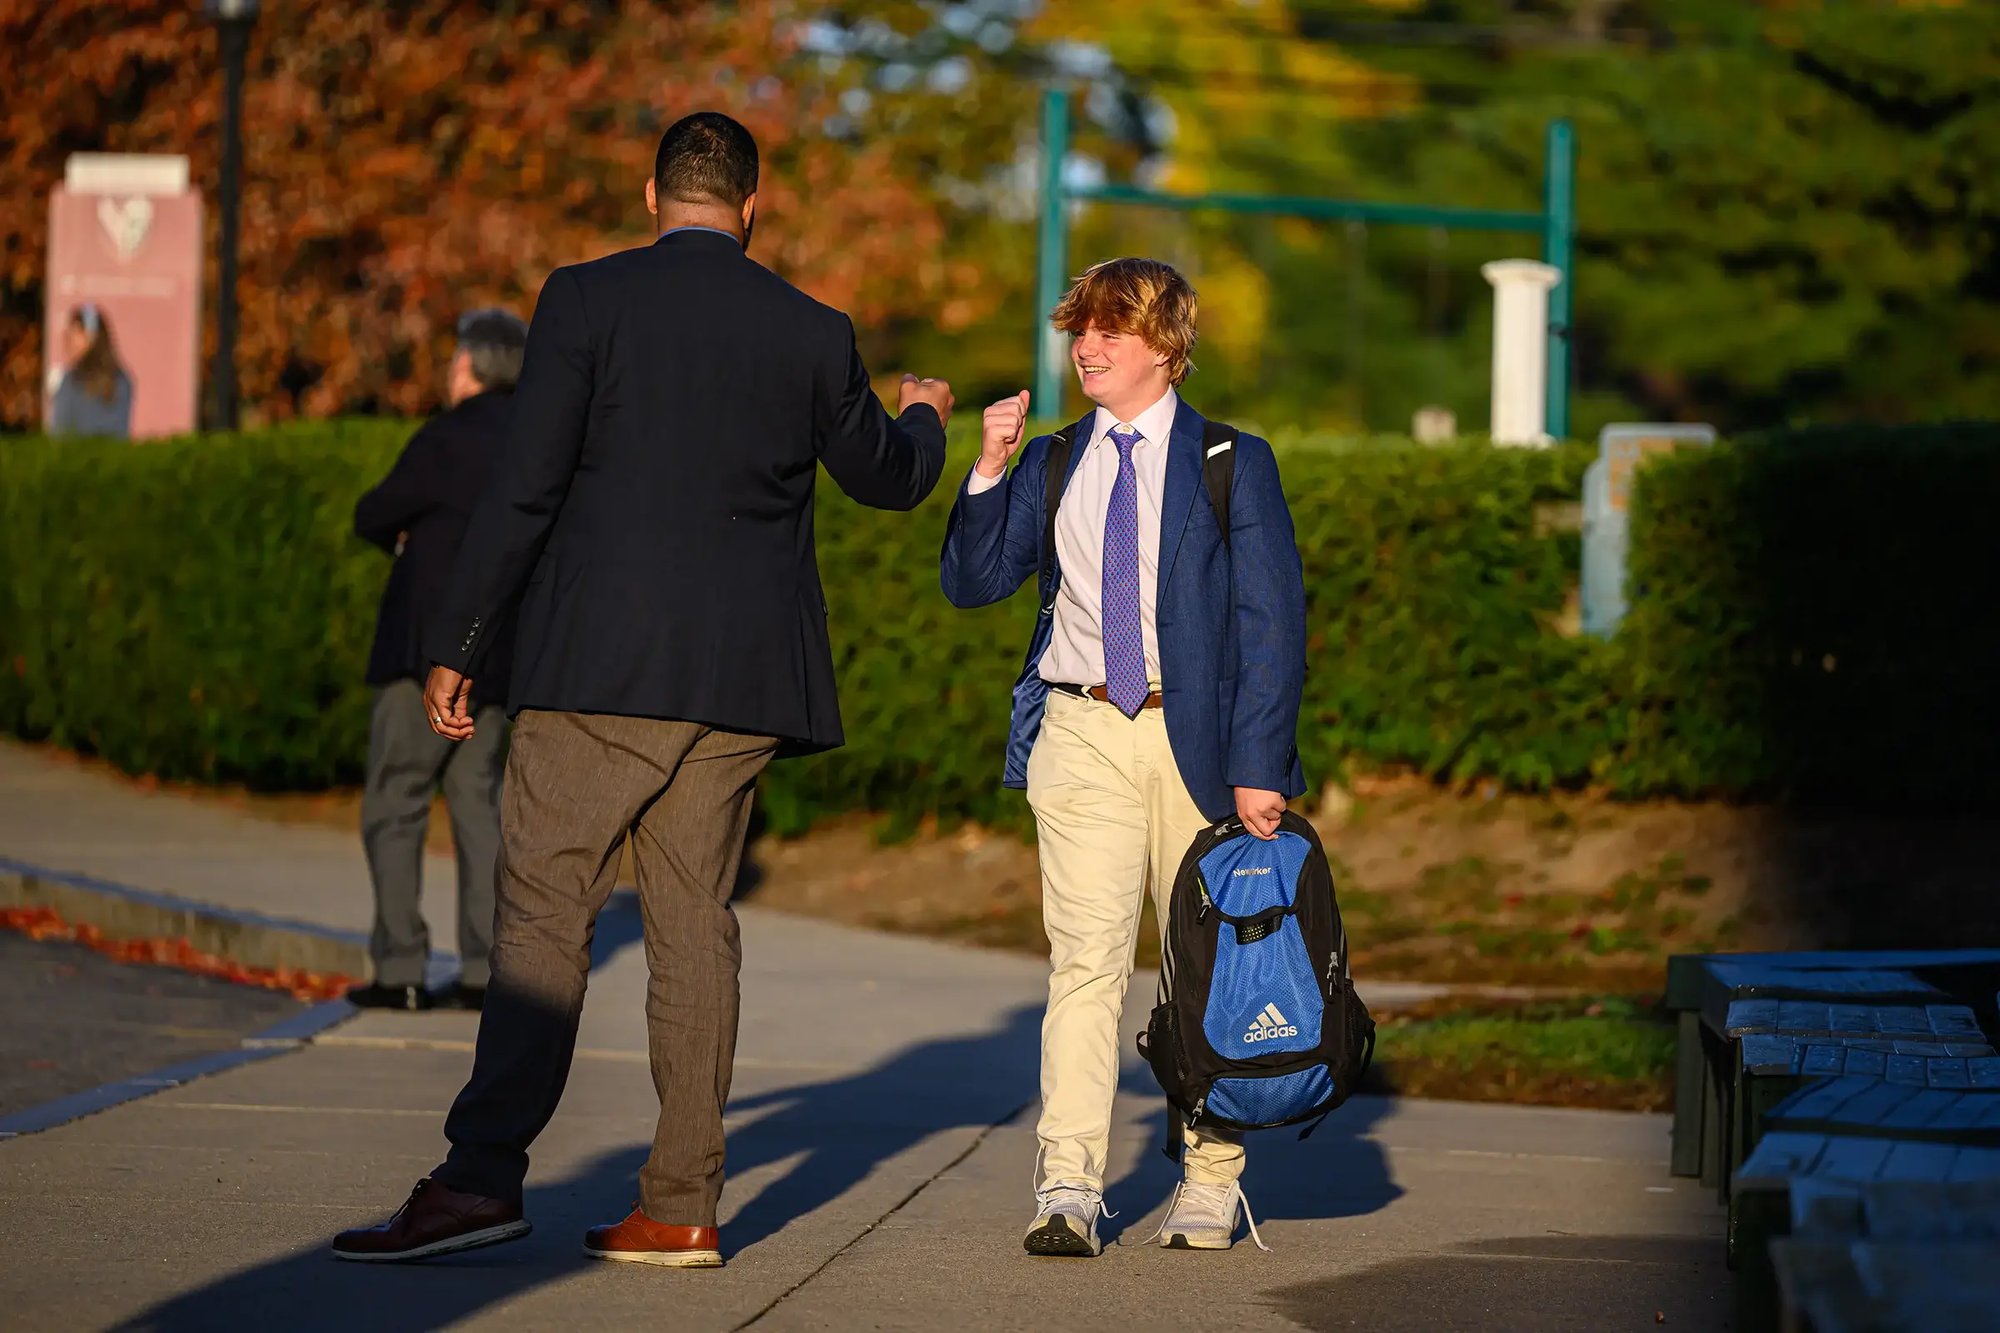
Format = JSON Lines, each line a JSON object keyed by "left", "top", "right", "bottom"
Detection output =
{"left": 333, "top": 112, "right": 952, "bottom": 1268}
{"left": 349, "top": 309, "right": 527, "bottom": 1013}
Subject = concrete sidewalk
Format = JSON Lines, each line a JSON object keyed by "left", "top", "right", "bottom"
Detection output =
{"left": 0, "top": 741, "right": 1729, "bottom": 1330}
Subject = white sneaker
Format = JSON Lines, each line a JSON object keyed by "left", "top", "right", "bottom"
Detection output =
{"left": 1150, "top": 1179, "right": 1271, "bottom": 1252}
{"left": 1023, "top": 1182, "right": 1107, "bottom": 1257}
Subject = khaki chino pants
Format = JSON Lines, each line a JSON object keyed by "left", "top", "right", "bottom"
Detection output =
{"left": 1027, "top": 689, "right": 1245, "bottom": 1191}
{"left": 433, "top": 709, "right": 776, "bottom": 1226}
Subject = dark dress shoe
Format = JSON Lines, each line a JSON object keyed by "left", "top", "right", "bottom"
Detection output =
{"left": 582, "top": 1207, "right": 722, "bottom": 1268}
{"left": 332, "top": 1178, "right": 529, "bottom": 1262}
{"left": 444, "top": 983, "right": 486, "bottom": 1011}
{"left": 345, "top": 983, "right": 434, "bottom": 1011}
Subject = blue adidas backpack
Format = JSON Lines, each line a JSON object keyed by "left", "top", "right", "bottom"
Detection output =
{"left": 1139, "top": 811, "right": 1375, "bottom": 1142}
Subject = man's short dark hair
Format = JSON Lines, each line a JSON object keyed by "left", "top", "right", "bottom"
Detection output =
{"left": 456, "top": 308, "right": 528, "bottom": 390}
{"left": 654, "top": 112, "right": 759, "bottom": 209}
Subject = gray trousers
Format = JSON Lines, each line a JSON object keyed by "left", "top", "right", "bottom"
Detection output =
{"left": 360, "top": 679, "right": 506, "bottom": 989}
{"left": 434, "top": 709, "right": 775, "bottom": 1226}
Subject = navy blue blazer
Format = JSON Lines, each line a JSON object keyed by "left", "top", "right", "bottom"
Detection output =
{"left": 940, "top": 400, "right": 1307, "bottom": 821}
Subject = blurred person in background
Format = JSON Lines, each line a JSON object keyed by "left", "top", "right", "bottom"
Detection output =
{"left": 346, "top": 308, "right": 529, "bottom": 1013}
{"left": 48, "top": 303, "right": 133, "bottom": 439}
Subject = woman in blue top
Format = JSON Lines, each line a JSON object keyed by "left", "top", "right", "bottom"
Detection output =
{"left": 49, "top": 304, "right": 133, "bottom": 439}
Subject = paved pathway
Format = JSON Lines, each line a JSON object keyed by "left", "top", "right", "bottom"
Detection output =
{"left": 0, "top": 741, "right": 1729, "bottom": 1330}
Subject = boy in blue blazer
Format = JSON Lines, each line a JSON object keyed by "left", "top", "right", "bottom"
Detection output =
{"left": 941, "top": 258, "right": 1307, "bottom": 1255}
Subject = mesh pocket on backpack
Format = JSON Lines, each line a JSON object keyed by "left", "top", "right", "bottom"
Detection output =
{"left": 1205, "top": 1065, "right": 1337, "bottom": 1126}
{"left": 1201, "top": 915, "right": 1323, "bottom": 1058}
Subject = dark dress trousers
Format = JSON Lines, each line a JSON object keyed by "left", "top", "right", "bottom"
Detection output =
{"left": 423, "top": 228, "right": 945, "bottom": 1227}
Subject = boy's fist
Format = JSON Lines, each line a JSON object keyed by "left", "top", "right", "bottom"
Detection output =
{"left": 978, "top": 390, "right": 1031, "bottom": 479}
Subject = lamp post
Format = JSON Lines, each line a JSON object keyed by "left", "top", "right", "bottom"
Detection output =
{"left": 203, "top": 0, "right": 258, "bottom": 430}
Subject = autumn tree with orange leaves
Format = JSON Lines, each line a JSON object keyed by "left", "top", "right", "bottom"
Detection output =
{"left": 0, "top": 0, "right": 978, "bottom": 427}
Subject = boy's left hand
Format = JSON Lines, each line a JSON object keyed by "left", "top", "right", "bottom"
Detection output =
{"left": 1234, "top": 787, "right": 1286, "bottom": 840}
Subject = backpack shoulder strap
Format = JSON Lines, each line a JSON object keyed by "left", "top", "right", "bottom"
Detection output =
{"left": 1039, "top": 425, "right": 1077, "bottom": 603}
{"left": 1202, "top": 420, "right": 1238, "bottom": 550}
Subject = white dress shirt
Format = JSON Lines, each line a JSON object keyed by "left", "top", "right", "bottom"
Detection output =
{"left": 967, "top": 389, "right": 1179, "bottom": 688}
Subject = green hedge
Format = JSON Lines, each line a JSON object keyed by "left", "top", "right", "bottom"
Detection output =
{"left": 0, "top": 423, "right": 399, "bottom": 789}
{"left": 4, "top": 420, "right": 1994, "bottom": 830}
{"left": 1615, "top": 422, "right": 2000, "bottom": 807}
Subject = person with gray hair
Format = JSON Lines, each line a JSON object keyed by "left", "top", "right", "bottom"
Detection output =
{"left": 346, "top": 307, "right": 529, "bottom": 1012}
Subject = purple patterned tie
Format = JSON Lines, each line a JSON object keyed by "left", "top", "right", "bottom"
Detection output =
{"left": 1101, "top": 424, "right": 1148, "bottom": 717}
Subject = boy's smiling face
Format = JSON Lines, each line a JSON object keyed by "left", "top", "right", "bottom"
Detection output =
{"left": 1071, "top": 322, "right": 1172, "bottom": 419}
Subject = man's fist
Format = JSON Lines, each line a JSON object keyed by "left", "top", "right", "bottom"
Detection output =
{"left": 424, "top": 665, "right": 477, "bottom": 741}
{"left": 977, "top": 390, "right": 1031, "bottom": 479}
{"left": 898, "top": 374, "right": 955, "bottom": 431}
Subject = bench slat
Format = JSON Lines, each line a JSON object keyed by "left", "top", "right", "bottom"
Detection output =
{"left": 1926, "top": 1059, "right": 1971, "bottom": 1090}
{"left": 1813, "top": 1134, "right": 1896, "bottom": 1184}
{"left": 1929, "top": 1094, "right": 1996, "bottom": 1133}
{"left": 1834, "top": 1079, "right": 1926, "bottom": 1129}
{"left": 1770, "top": 1077, "right": 2000, "bottom": 1146}
{"left": 1735, "top": 1130, "right": 1834, "bottom": 1189}
{"left": 1926, "top": 1005, "right": 1986, "bottom": 1041}
{"left": 1724, "top": 999, "right": 1983, "bottom": 1041}
{"left": 1946, "top": 1146, "right": 2000, "bottom": 1182}
{"left": 1778, "top": 1076, "right": 1880, "bottom": 1123}
{"left": 1875, "top": 1140, "right": 1961, "bottom": 1182}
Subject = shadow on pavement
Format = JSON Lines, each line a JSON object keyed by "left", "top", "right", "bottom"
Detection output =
{"left": 720, "top": 1002, "right": 1042, "bottom": 1251}
{"left": 108, "top": 1003, "right": 1044, "bottom": 1332}
{"left": 1267, "top": 1234, "right": 1728, "bottom": 1333}
{"left": 1103, "top": 1078, "right": 1403, "bottom": 1242}
{"left": 110, "top": 1143, "right": 651, "bottom": 1333}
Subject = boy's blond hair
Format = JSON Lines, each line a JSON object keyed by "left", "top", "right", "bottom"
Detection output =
{"left": 1050, "top": 257, "right": 1198, "bottom": 386}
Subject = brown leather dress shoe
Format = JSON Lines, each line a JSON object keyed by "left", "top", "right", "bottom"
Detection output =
{"left": 332, "top": 1177, "right": 530, "bottom": 1262}
{"left": 582, "top": 1207, "right": 723, "bottom": 1268}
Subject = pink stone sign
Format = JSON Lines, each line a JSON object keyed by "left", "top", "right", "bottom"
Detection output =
{"left": 44, "top": 155, "right": 204, "bottom": 439}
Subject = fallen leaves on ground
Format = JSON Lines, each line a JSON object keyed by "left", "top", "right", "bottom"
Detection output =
{"left": 0, "top": 904, "right": 354, "bottom": 1001}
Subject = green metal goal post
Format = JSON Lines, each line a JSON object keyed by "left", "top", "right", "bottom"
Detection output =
{"left": 1033, "top": 87, "right": 1576, "bottom": 439}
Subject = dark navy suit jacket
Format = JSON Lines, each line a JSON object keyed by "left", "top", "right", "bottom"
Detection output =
{"left": 425, "top": 229, "right": 945, "bottom": 753}
{"left": 940, "top": 400, "right": 1307, "bottom": 821}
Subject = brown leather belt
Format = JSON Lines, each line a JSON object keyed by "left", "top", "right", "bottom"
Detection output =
{"left": 1048, "top": 681, "right": 1164, "bottom": 710}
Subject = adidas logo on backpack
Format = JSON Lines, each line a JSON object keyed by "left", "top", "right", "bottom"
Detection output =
{"left": 1137, "top": 811, "right": 1375, "bottom": 1142}
{"left": 1244, "top": 1003, "right": 1298, "bottom": 1043}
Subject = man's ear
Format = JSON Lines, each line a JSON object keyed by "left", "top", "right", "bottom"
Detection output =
{"left": 740, "top": 191, "right": 758, "bottom": 231}
{"left": 645, "top": 178, "right": 659, "bottom": 217}
{"left": 446, "top": 348, "right": 474, "bottom": 402}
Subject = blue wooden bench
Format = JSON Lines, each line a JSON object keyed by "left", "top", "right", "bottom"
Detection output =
{"left": 1731, "top": 1132, "right": 2000, "bottom": 1331}
{"left": 1772, "top": 1237, "right": 2000, "bottom": 1332}
{"left": 1768, "top": 1175, "right": 2000, "bottom": 1332}
{"left": 1736, "top": 1040, "right": 2000, "bottom": 1180}
{"left": 1665, "top": 950, "right": 2000, "bottom": 1190}
{"left": 1714, "top": 999, "right": 1986, "bottom": 1197}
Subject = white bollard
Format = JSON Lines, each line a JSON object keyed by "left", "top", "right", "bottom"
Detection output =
{"left": 1482, "top": 259, "right": 1563, "bottom": 447}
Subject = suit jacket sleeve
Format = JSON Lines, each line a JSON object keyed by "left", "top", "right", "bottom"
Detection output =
{"left": 424, "top": 267, "right": 592, "bottom": 675}
{"left": 815, "top": 316, "right": 945, "bottom": 512}
{"left": 353, "top": 424, "right": 444, "bottom": 553}
{"left": 940, "top": 441, "right": 1045, "bottom": 609}
{"left": 1225, "top": 437, "right": 1307, "bottom": 791}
